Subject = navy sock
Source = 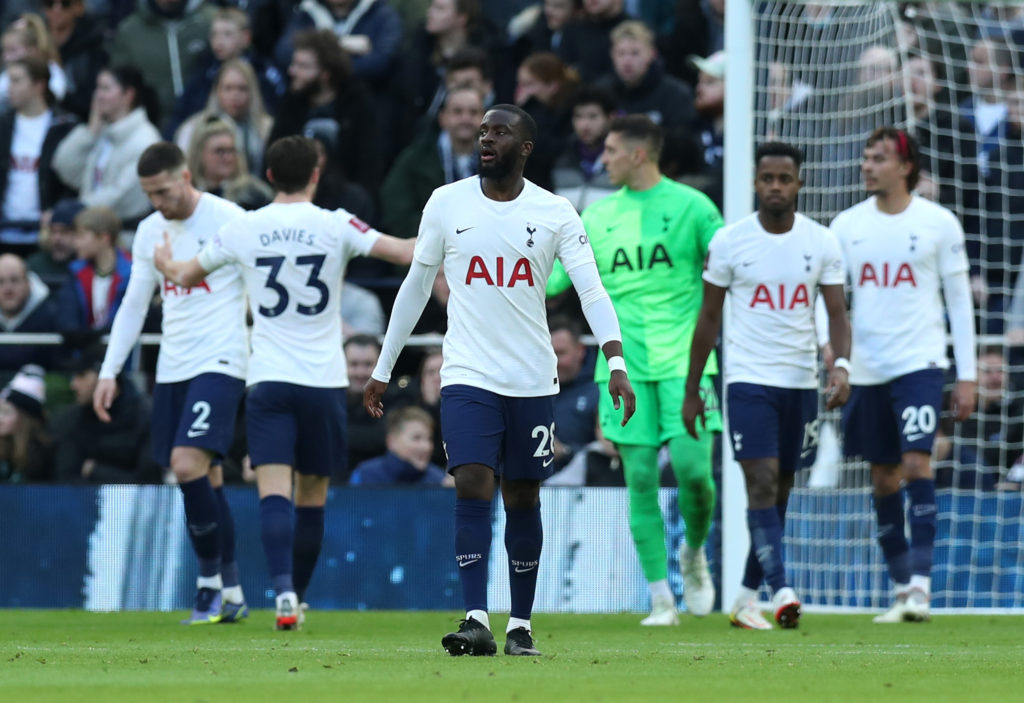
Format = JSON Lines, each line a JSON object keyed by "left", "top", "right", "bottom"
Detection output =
{"left": 747, "top": 507, "right": 786, "bottom": 592}
{"left": 180, "top": 476, "right": 220, "bottom": 578}
{"left": 505, "top": 503, "right": 543, "bottom": 621}
{"left": 741, "top": 504, "right": 787, "bottom": 590}
{"left": 260, "top": 495, "right": 295, "bottom": 596}
{"left": 214, "top": 486, "right": 239, "bottom": 588}
{"left": 293, "top": 506, "right": 325, "bottom": 602}
{"left": 906, "top": 479, "right": 937, "bottom": 577}
{"left": 874, "top": 490, "right": 911, "bottom": 584}
{"left": 455, "top": 498, "right": 492, "bottom": 613}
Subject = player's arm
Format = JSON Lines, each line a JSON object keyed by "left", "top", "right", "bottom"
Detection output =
{"left": 820, "top": 283, "right": 851, "bottom": 409}
{"left": 368, "top": 234, "right": 416, "bottom": 266}
{"left": 364, "top": 259, "right": 440, "bottom": 418}
{"left": 942, "top": 269, "right": 978, "bottom": 421}
{"left": 564, "top": 261, "right": 636, "bottom": 426}
{"left": 153, "top": 232, "right": 211, "bottom": 289}
{"left": 94, "top": 250, "right": 159, "bottom": 422}
{"left": 683, "top": 282, "right": 726, "bottom": 439}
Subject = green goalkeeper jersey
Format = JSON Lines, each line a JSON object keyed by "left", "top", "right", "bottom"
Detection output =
{"left": 548, "top": 177, "right": 723, "bottom": 382}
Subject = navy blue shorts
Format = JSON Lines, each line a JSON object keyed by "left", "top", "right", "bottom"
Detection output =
{"left": 842, "top": 368, "right": 944, "bottom": 465}
{"left": 151, "top": 373, "right": 245, "bottom": 467}
{"left": 727, "top": 383, "right": 819, "bottom": 472}
{"left": 439, "top": 384, "right": 556, "bottom": 481}
{"left": 246, "top": 382, "right": 347, "bottom": 477}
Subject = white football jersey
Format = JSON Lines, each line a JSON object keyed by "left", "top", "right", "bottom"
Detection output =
{"left": 199, "top": 202, "right": 380, "bottom": 387}
{"left": 831, "top": 195, "right": 969, "bottom": 384}
{"left": 416, "top": 177, "right": 596, "bottom": 397}
{"left": 102, "top": 193, "right": 247, "bottom": 384}
{"left": 704, "top": 212, "right": 844, "bottom": 389}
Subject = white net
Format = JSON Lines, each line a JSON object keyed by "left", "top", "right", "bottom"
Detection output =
{"left": 749, "top": 1, "right": 1024, "bottom": 610}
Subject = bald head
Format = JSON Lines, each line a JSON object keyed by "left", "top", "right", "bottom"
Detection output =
{"left": 0, "top": 254, "right": 31, "bottom": 318}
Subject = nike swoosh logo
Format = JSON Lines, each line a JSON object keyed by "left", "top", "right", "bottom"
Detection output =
{"left": 455, "top": 227, "right": 475, "bottom": 234}
{"left": 458, "top": 558, "right": 480, "bottom": 568}
{"left": 514, "top": 565, "right": 536, "bottom": 573}
{"left": 800, "top": 449, "right": 813, "bottom": 458}
{"left": 741, "top": 261, "right": 755, "bottom": 266}
{"left": 906, "top": 433, "right": 927, "bottom": 442}
{"left": 542, "top": 457, "right": 554, "bottom": 467}
{"left": 187, "top": 429, "right": 208, "bottom": 438}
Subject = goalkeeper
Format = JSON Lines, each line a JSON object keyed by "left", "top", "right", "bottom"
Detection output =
{"left": 548, "top": 116, "right": 722, "bottom": 625}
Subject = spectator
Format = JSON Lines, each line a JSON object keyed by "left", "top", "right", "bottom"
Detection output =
{"left": 0, "top": 13, "right": 68, "bottom": 115}
{"left": 556, "top": 0, "right": 628, "bottom": 83}
{"left": 0, "top": 56, "right": 78, "bottom": 252}
{"left": 53, "top": 348, "right": 162, "bottom": 483}
{"left": 52, "top": 66, "right": 162, "bottom": 223}
{"left": 174, "top": 60, "right": 275, "bottom": 179}
{"left": 689, "top": 50, "right": 724, "bottom": 209}
{"left": 349, "top": 405, "right": 451, "bottom": 486}
{"left": 513, "top": 51, "right": 578, "bottom": 189}
{"left": 509, "top": 0, "right": 581, "bottom": 63}
{"left": 0, "top": 364, "right": 53, "bottom": 483}
{"left": 552, "top": 84, "right": 617, "bottom": 211}
{"left": 343, "top": 333, "right": 387, "bottom": 480}
{"left": 935, "top": 347, "right": 1024, "bottom": 491}
{"left": 661, "top": 0, "right": 723, "bottom": 84}
{"left": 390, "top": 346, "right": 446, "bottom": 468}
{"left": 961, "top": 37, "right": 1015, "bottom": 179}
{"left": 185, "top": 118, "right": 273, "bottom": 206}
{"left": 54, "top": 206, "right": 131, "bottom": 333}
{"left": 341, "top": 281, "right": 386, "bottom": 337}
{"left": 380, "top": 86, "right": 484, "bottom": 239}
{"left": 108, "top": 0, "right": 216, "bottom": 132}
{"left": 595, "top": 19, "right": 699, "bottom": 176}
{"left": 167, "top": 8, "right": 284, "bottom": 139}
{"left": 269, "top": 29, "right": 381, "bottom": 193}
{"left": 27, "top": 198, "right": 82, "bottom": 285}
{"left": 0, "top": 254, "right": 58, "bottom": 377}
{"left": 549, "top": 315, "right": 597, "bottom": 470}
{"left": 309, "top": 135, "right": 376, "bottom": 223}
{"left": 411, "top": 45, "right": 496, "bottom": 133}
{"left": 41, "top": 0, "right": 108, "bottom": 122}
{"left": 762, "top": 61, "right": 815, "bottom": 142}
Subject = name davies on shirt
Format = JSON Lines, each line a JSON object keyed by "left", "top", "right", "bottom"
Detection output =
{"left": 259, "top": 229, "right": 317, "bottom": 247}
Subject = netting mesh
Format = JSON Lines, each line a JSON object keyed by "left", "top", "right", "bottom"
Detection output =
{"left": 749, "top": 1, "right": 1024, "bottom": 610}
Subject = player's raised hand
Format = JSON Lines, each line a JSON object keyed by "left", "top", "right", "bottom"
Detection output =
{"left": 824, "top": 367, "right": 851, "bottom": 409}
{"left": 92, "top": 377, "right": 118, "bottom": 423}
{"left": 951, "top": 379, "right": 977, "bottom": 422}
{"left": 682, "top": 389, "right": 706, "bottom": 440}
{"left": 363, "top": 378, "right": 388, "bottom": 419}
{"left": 608, "top": 371, "right": 635, "bottom": 426}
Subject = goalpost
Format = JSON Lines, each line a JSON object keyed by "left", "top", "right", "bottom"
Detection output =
{"left": 723, "top": 0, "right": 1024, "bottom": 613}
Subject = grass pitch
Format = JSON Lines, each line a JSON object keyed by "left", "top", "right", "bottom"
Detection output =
{"left": 2, "top": 610, "right": 1019, "bottom": 702}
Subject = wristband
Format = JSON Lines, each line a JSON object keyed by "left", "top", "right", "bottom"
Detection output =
{"left": 833, "top": 357, "right": 851, "bottom": 372}
{"left": 607, "top": 356, "right": 627, "bottom": 374}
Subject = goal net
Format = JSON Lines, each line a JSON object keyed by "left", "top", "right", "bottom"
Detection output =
{"left": 746, "top": 1, "right": 1024, "bottom": 611}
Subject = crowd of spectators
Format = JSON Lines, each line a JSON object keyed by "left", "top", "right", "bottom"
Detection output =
{"left": 1, "top": 1, "right": 1023, "bottom": 489}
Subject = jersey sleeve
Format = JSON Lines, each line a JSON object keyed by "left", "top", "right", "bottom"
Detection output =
{"left": 332, "top": 209, "right": 382, "bottom": 259}
{"left": 937, "top": 211, "right": 969, "bottom": 276}
{"left": 197, "top": 221, "right": 239, "bottom": 272}
{"left": 701, "top": 228, "right": 732, "bottom": 288}
{"left": 412, "top": 192, "right": 445, "bottom": 266}
{"left": 99, "top": 228, "right": 159, "bottom": 379}
{"left": 555, "top": 202, "right": 595, "bottom": 273}
{"left": 819, "top": 229, "right": 846, "bottom": 286}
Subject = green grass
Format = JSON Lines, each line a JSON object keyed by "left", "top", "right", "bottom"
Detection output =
{"left": 2, "top": 611, "right": 1020, "bottom": 702}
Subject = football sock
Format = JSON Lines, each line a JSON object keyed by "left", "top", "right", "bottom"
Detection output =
{"left": 748, "top": 507, "right": 787, "bottom": 593}
{"left": 505, "top": 502, "right": 543, "bottom": 621}
{"left": 179, "top": 476, "right": 220, "bottom": 578}
{"left": 467, "top": 609, "right": 490, "bottom": 630}
{"left": 293, "top": 506, "right": 325, "bottom": 603}
{"left": 507, "top": 616, "right": 531, "bottom": 634}
{"left": 668, "top": 433, "right": 716, "bottom": 549}
{"left": 873, "top": 489, "right": 912, "bottom": 585}
{"left": 906, "top": 478, "right": 937, "bottom": 577}
{"left": 649, "top": 578, "right": 673, "bottom": 602}
{"left": 741, "top": 504, "right": 788, "bottom": 589}
{"left": 260, "top": 495, "right": 295, "bottom": 596}
{"left": 455, "top": 498, "right": 492, "bottom": 613}
{"left": 619, "top": 444, "right": 667, "bottom": 582}
{"left": 214, "top": 486, "right": 240, "bottom": 590}
{"left": 909, "top": 574, "right": 931, "bottom": 595}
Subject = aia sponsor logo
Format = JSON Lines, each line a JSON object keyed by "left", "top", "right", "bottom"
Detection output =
{"left": 858, "top": 262, "right": 917, "bottom": 287}
{"left": 465, "top": 256, "right": 535, "bottom": 287}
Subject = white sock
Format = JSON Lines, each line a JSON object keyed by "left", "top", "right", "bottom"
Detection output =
{"left": 893, "top": 581, "right": 910, "bottom": 596}
{"left": 197, "top": 574, "right": 223, "bottom": 590}
{"left": 222, "top": 585, "right": 244, "bottom": 604}
{"left": 649, "top": 579, "right": 673, "bottom": 603}
{"left": 909, "top": 574, "right": 931, "bottom": 595}
{"left": 506, "top": 616, "right": 531, "bottom": 634}
{"left": 467, "top": 609, "right": 490, "bottom": 630}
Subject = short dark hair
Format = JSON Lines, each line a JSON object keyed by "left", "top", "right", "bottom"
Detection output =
{"left": 103, "top": 65, "right": 161, "bottom": 126}
{"left": 548, "top": 315, "right": 583, "bottom": 341}
{"left": 292, "top": 29, "right": 350, "bottom": 86}
{"left": 486, "top": 103, "right": 537, "bottom": 143}
{"left": 137, "top": 141, "right": 187, "bottom": 177}
{"left": 265, "top": 136, "right": 319, "bottom": 194}
{"left": 866, "top": 126, "right": 920, "bottom": 191}
{"left": 446, "top": 46, "right": 492, "bottom": 81}
{"left": 571, "top": 85, "right": 617, "bottom": 115}
{"left": 608, "top": 114, "right": 663, "bottom": 160}
{"left": 386, "top": 405, "right": 434, "bottom": 436}
{"left": 755, "top": 141, "right": 804, "bottom": 169}
{"left": 344, "top": 333, "right": 382, "bottom": 353}
{"left": 10, "top": 56, "right": 51, "bottom": 103}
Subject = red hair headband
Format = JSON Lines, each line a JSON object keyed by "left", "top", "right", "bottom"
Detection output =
{"left": 895, "top": 130, "right": 909, "bottom": 160}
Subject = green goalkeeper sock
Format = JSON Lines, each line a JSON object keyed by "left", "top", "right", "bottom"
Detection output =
{"left": 668, "top": 432, "right": 716, "bottom": 550}
{"left": 620, "top": 443, "right": 668, "bottom": 583}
